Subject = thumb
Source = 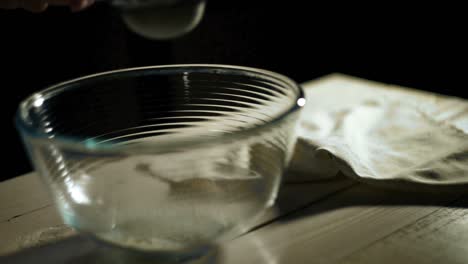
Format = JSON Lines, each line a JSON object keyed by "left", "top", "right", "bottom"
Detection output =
{"left": 47, "top": 0, "right": 95, "bottom": 11}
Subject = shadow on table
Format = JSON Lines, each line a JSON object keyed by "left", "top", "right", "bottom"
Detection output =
{"left": 272, "top": 172, "right": 468, "bottom": 226}
{"left": 0, "top": 236, "right": 221, "bottom": 264}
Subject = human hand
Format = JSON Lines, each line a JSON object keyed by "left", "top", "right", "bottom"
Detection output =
{"left": 0, "top": 0, "right": 94, "bottom": 12}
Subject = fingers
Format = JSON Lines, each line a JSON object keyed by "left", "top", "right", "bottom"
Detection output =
{"left": 46, "top": 0, "right": 73, "bottom": 5}
{"left": 69, "top": 0, "right": 95, "bottom": 12}
{"left": 20, "top": 0, "right": 49, "bottom": 12}
{"left": 0, "top": 0, "right": 15, "bottom": 9}
{"left": 0, "top": 0, "right": 95, "bottom": 12}
{"left": 47, "top": 0, "right": 96, "bottom": 12}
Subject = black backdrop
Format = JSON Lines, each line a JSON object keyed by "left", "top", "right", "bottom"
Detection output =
{"left": 1, "top": 2, "right": 466, "bottom": 180}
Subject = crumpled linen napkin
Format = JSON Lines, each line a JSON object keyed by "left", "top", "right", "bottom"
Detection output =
{"left": 288, "top": 74, "right": 468, "bottom": 187}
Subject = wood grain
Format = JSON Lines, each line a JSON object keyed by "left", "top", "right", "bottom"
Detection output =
{"left": 220, "top": 185, "right": 466, "bottom": 264}
{"left": 0, "top": 173, "right": 52, "bottom": 222}
{"left": 340, "top": 195, "right": 468, "bottom": 264}
{"left": 0, "top": 173, "right": 355, "bottom": 256}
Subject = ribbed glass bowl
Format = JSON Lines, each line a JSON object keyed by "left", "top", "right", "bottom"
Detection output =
{"left": 16, "top": 65, "right": 304, "bottom": 261}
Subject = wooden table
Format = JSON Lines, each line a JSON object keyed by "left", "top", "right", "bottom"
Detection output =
{"left": 1, "top": 172, "right": 467, "bottom": 264}
{"left": 1, "top": 75, "right": 467, "bottom": 263}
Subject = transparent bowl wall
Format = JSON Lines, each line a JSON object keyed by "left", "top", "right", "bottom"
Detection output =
{"left": 16, "top": 65, "right": 304, "bottom": 254}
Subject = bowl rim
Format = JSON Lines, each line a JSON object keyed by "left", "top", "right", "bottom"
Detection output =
{"left": 16, "top": 64, "right": 305, "bottom": 154}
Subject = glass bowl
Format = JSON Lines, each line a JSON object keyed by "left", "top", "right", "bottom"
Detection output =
{"left": 16, "top": 64, "right": 304, "bottom": 261}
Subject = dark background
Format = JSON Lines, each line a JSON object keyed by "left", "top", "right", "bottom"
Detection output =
{"left": 0, "top": 2, "right": 466, "bottom": 181}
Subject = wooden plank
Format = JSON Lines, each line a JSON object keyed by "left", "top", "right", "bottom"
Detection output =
{"left": 0, "top": 206, "right": 66, "bottom": 255}
{"left": 340, "top": 195, "right": 468, "bottom": 264}
{"left": 0, "top": 172, "right": 355, "bottom": 256}
{"left": 220, "top": 184, "right": 465, "bottom": 264}
{"left": 0, "top": 173, "right": 52, "bottom": 222}
{"left": 0, "top": 173, "right": 63, "bottom": 255}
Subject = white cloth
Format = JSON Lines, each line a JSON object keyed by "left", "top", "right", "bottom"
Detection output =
{"left": 288, "top": 74, "right": 468, "bottom": 187}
